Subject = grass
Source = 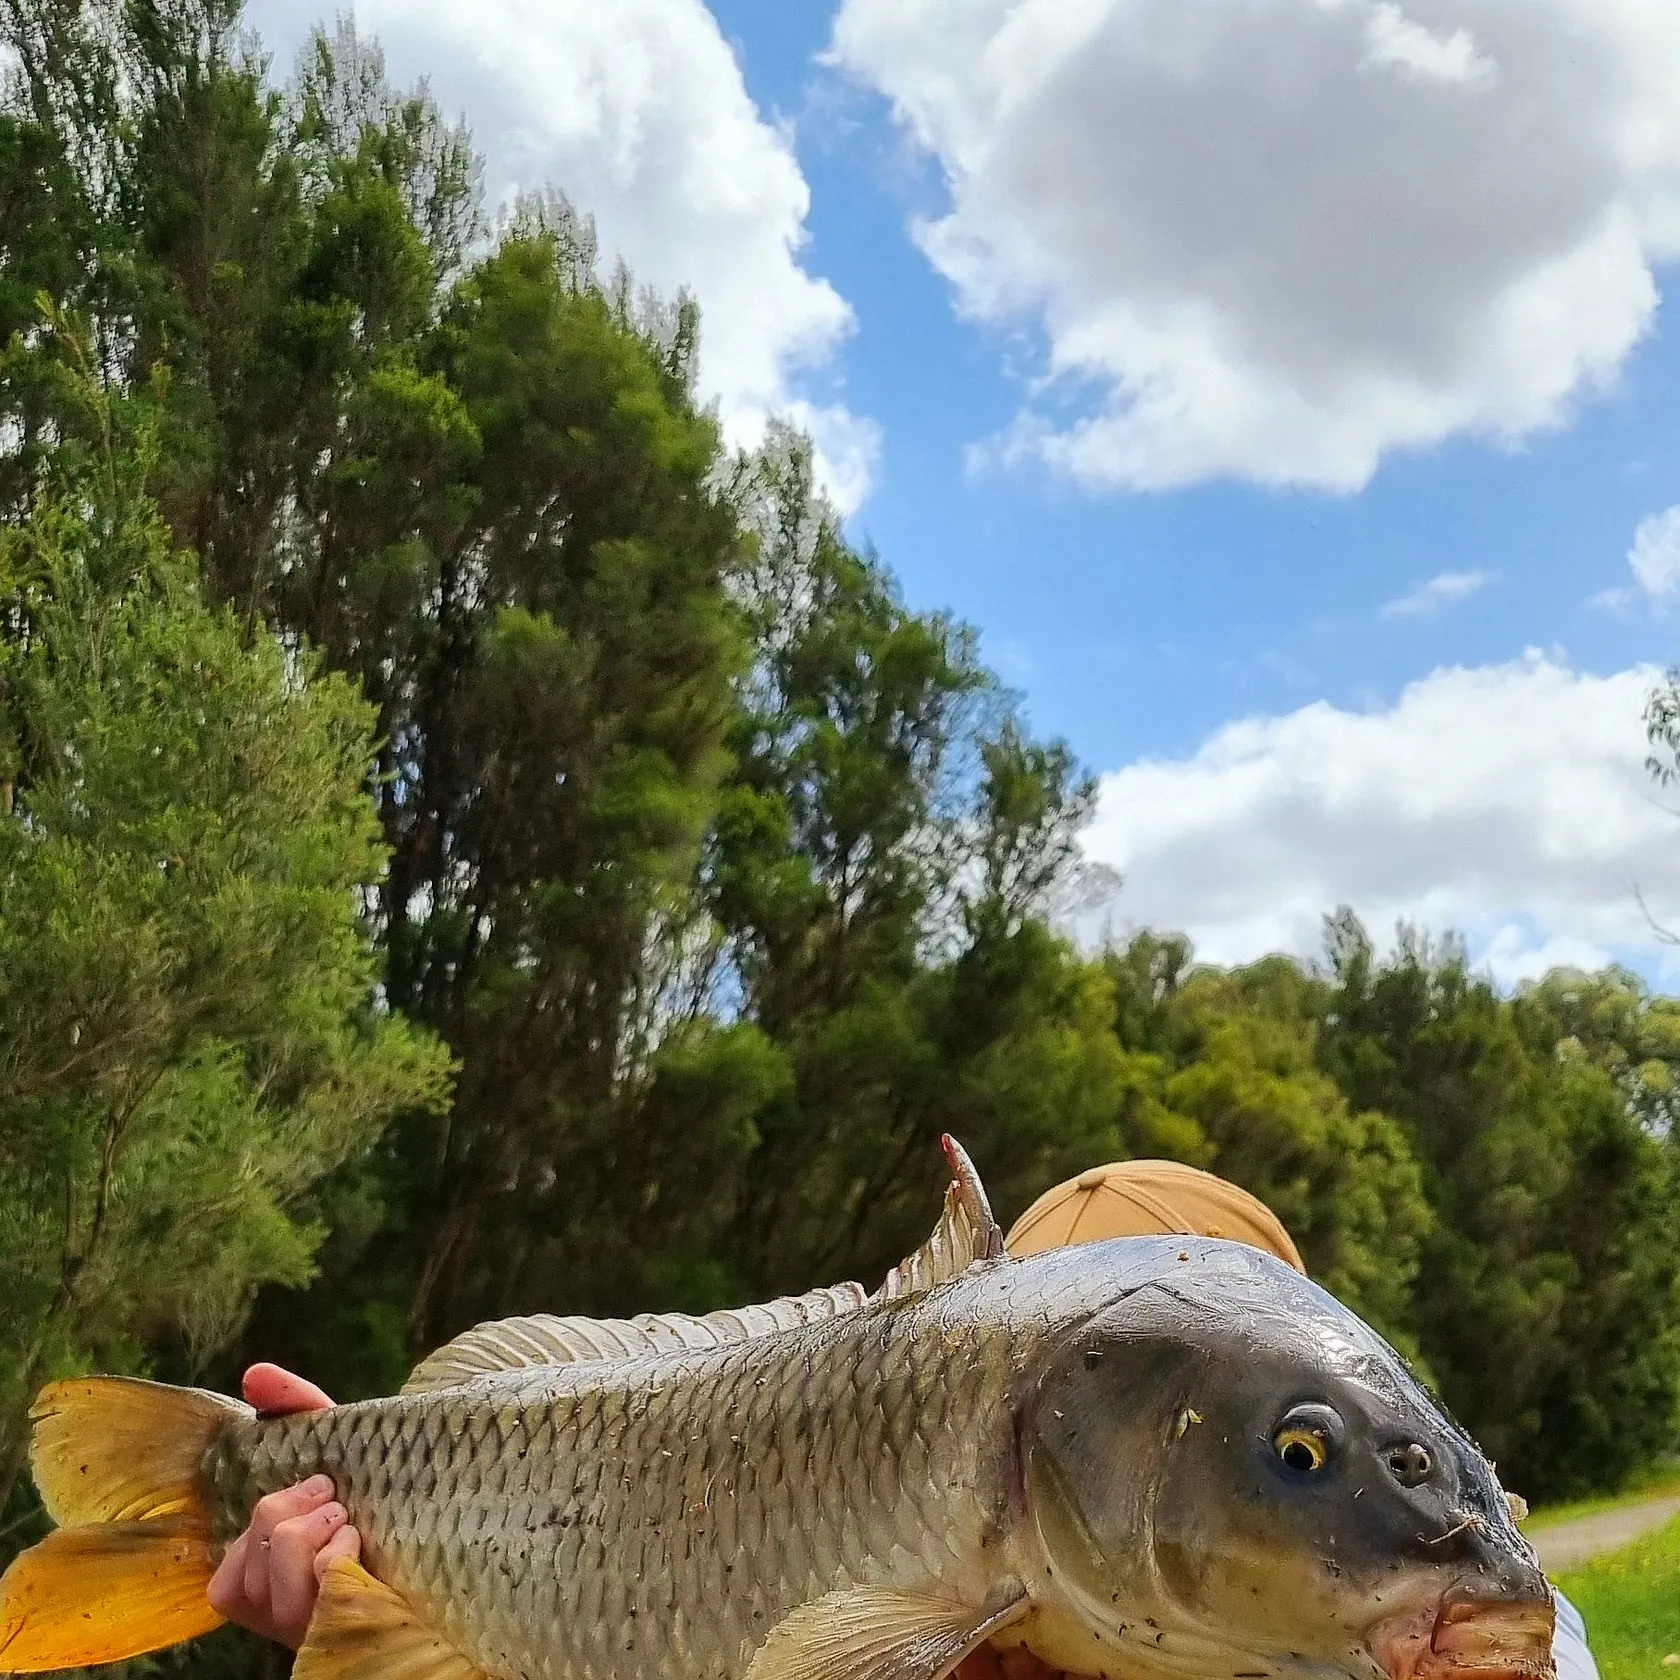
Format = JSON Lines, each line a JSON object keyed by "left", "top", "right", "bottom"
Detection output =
{"left": 1555, "top": 1514, "right": 1680, "bottom": 1680}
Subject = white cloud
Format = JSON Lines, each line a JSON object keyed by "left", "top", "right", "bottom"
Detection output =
{"left": 1629, "top": 506, "right": 1680, "bottom": 599}
{"left": 1381, "top": 568, "right": 1498, "bottom": 618}
{"left": 1082, "top": 653, "right": 1680, "bottom": 988}
{"left": 829, "top": 0, "right": 1680, "bottom": 492}
{"left": 1362, "top": 5, "right": 1494, "bottom": 86}
{"left": 783, "top": 401, "right": 883, "bottom": 524}
{"left": 251, "top": 0, "right": 867, "bottom": 506}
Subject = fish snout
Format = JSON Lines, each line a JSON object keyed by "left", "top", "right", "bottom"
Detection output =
{"left": 1427, "top": 1591, "right": 1556, "bottom": 1680}
{"left": 1369, "top": 1586, "right": 1555, "bottom": 1680}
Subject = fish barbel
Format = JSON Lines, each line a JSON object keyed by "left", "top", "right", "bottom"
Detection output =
{"left": 0, "top": 1140, "right": 1554, "bottom": 1680}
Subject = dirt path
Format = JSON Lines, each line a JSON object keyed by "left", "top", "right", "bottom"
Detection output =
{"left": 1530, "top": 1493, "right": 1680, "bottom": 1574}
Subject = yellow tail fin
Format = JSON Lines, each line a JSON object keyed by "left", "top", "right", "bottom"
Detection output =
{"left": 0, "top": 1377, "right": 249, "bottom": 1673}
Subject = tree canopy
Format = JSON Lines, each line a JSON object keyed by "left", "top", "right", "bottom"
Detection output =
{"left": 0, "top": 371, "right": 451, "bottom": 1518}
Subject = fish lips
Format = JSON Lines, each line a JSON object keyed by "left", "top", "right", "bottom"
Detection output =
{"left": 1367, "top": 1591, "right": 1557, "bottom": 1680}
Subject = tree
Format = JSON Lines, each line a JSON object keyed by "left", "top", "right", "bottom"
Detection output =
{"left": 357, "top": 228, "right": 744, "bottom": 1349}
{"left": 1319, "top": 913, "right": 1680, "bottom": 1497}
{"left": 2, "top": 0, "right": 749, "bottom": 1383}
{"left": 0, "top": 376, "right": 450, "bottom": 1516}
{"left": 0, "top": 0, "right": 480, "bottom": 608}
{"left": 1102, "top": 934, "right": 1431, "bottom": 1353}
{"left": 668, "top": 434, "right": 1125, "bottom": 1297}
{"left": 1511, "top": 969, "right": 1680, "bottom": 1494}
{"left": 226, "top": 215, "right": 746, "bottom": 1381}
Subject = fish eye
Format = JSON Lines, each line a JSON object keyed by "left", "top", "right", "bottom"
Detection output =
{"left": 1276, "top": 1429, "right": 1327, "bottom": 1472}
{"left": 1271, "top": 1404, "right": 1341, "bottom": 1474}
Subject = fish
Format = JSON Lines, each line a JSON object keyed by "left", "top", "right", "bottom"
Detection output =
{"left": 0, "top": 1137, "right": 1554, "bottom": 1680}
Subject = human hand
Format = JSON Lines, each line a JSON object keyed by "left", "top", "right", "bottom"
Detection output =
{"left": 205, "top": 1364, "right": 360, "bottom": 1650}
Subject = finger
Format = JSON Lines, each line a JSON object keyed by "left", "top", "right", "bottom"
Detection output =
{"left": 312, "top": 1522, "right": 362, "bottom": 1583}
{"left": 268, "top": 1504, "right": 346, "bottom": 1648}
{"left": 243, "top": 1364, "right": 334, "bottom": 1415}
{"left": 248, "top": 1478, "right": 336, "bottom": 1543}
{"left": 243, "top": 1478, "right": 335, "bottom": 1610}
{"left": 206, "top": 1532, "right": 250, "bottom": 1622}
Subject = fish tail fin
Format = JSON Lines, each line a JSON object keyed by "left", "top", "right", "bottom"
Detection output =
{"left": 0, "top": 1520, "right": 222, "bottom": 1672}
{"left": 0, "top": 1377, "right": 250, "bottom": 1672}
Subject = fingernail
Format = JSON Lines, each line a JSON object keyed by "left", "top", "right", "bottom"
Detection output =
{"left": 317, "top": 1503, "right": 346, "bottom": 1526}
{"left": 303, "top": 1476, "right": 334, "bottom": 1497}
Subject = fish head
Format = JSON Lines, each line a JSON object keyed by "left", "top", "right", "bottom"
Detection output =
{"left": 1017, "top": 1241, "right": 1553, "bottom": 1680}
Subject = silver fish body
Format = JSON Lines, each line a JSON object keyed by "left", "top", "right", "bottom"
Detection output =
{"left": 212, "top": 1248, "right": 1080, "bottom": 1680}
{"left": 205, "top": 1236, "right": 1554, "bottom": 1680}
{"left": 0, "top": 1163, "right": 1557, "bottom": 1680}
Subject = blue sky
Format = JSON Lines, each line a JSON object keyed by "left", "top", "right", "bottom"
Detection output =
{"left": 706, "top": 3, "right": 1680, "bottom": 758}
{"left": 252, "top": 0, "right": 1680, "bottom": 985}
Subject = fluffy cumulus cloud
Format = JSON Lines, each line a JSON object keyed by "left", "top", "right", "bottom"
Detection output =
{"left": 828, "top": 0, "right": 1680, "bottom": 492}
{"left": 253, "top": 0, "right": 869, "bottom": 505}
{"left": 1629, "top": 507, "right": 1680, "bottom": 600}
{"left": 1082, "top": 654, "right": 1680, "bottom": 986}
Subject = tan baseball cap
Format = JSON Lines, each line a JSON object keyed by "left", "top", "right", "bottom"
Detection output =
{"left": 1005, "top": 1159, "right": 1307, "bottom": 1273}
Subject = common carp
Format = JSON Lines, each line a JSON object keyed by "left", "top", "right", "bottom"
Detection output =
{"left": 0, "top": 1139, "right": 1553, "bottom": 1680}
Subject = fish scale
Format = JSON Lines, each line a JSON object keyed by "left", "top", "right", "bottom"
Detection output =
{"left": 209, "top": 1262, "right": 1055, "bottom": 1680}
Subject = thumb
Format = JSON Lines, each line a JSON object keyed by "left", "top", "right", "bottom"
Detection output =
{"left": 243, "top": 1363, "right": 334, "bottom": 1415}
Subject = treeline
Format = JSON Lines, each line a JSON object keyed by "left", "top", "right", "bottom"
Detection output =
{"left": 1, "top": 9, "right": 1677, "bottom": 1614}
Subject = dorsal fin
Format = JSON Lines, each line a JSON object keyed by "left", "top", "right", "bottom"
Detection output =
{"left": 874, "top": 1134, "right": 1007, "bottom": 1301}
{"left": 402, "top": 1283, "right": 869, "bottom": 1395}
{"left": 402, "top": 1135, "right": 1007, "bottom": 1395}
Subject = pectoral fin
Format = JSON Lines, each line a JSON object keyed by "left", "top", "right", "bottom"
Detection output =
{"left": 743, "top": 1582, "right": 1029, "bottom": 1680}
{"left": 294, "top": 1558, "right": 488, "bottom": 1680}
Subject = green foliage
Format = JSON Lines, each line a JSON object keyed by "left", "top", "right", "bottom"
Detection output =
{"left": 1098, "top": 921, "right": 1680, "bottom": 1500}
{"left": 339, "top": 230, "right": 747, "bottom": 1347}
{"left": 1321, "top": 918, "right": 1680, "bottom": 1498}
{"left": 651, "top": 433, "right": 1119, "bottom": 1302}
{"left": 0, "top": 384, "right": 450, "bottom": 1511}
{"left": 1097, "top": 935, "right": 1429, "bottom": 1356}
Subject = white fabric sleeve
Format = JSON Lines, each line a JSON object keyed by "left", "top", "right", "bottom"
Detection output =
{"left": 1553, "top": 1591, "right": 1600, "bottom": 1680}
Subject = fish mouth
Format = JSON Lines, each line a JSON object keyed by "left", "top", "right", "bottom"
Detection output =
{"left": 1369, "top": 1595, "right": 1556, "bottom": 1680}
